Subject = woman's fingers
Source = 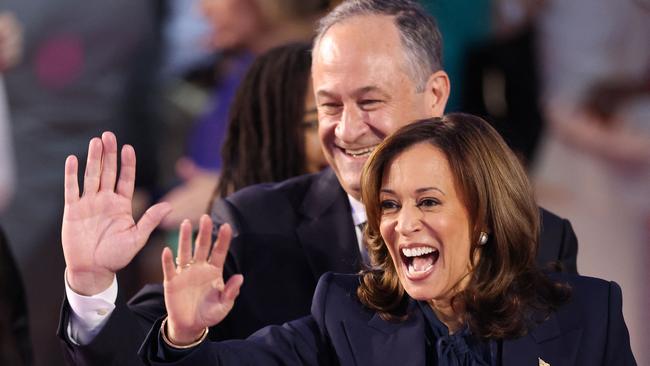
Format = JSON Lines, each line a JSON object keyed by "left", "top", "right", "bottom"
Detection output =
{"left": 99, "top": 132, "right": 118, "bottom": 192}
{"left": 208, "top": 223, "right": 232, "bottom": 275}
{"left": 209, "top": 274, "right": 242, "bottom": 320}
{"left": 222, "top": 274, "right": 243, "bottom": 303}
{"left": 161, "top": 247, "right": 176, "bottom": 283}
{"left": 176, "top": 220, "right": 193, "bottom": 268}
{"left": 193, "top": 215, "right": 213, "bottom": 262}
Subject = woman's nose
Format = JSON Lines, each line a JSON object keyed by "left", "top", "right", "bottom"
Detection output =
{"left": 394, "top": 205, "right": 422, "bottom": 236}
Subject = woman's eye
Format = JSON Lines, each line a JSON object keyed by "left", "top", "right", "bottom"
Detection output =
{"left": 417, "top": 198, "right": 439, "bottom": 208}
{"left": 380, "top": 200, "right": 399, "bottom": 212}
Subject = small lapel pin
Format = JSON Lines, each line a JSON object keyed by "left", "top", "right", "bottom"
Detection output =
{"left": 538, "top": 357, "right": 550, "bottom": 366}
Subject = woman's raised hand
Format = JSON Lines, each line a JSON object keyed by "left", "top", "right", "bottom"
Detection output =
{"left": 62, "top": 132, "right": 171, "bottom": 296}
{"left": 162, "top": 215, "right": 244, "bottom": 345}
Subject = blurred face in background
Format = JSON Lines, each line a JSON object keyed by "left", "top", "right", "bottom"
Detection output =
{"left": 200, "top": 0, "right": 264, "bottom": 51}
{"left": 303, "top": 78, "right": 328, "bottom": 173}
{"left": 0, "top": 12, "right": 22, "bottom": 71}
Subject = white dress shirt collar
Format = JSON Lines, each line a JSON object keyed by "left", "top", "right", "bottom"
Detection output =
{"left": 347, "top": 194, "right": 366, "bottom": 226}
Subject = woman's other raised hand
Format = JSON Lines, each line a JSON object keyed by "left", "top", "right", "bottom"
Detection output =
{"left": 161, "top": 215, "right": 243, "bottom": 346}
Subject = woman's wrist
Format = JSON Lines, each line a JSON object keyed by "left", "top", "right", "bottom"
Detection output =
{"left": 160, "top": 317, "right": 209, "bottom": 349}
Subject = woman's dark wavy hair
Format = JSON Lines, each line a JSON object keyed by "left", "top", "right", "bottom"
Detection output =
{"left": 358, "top": 114, "right": 570, "bottom": 339}
{"left": 216, "top": 42, "right": 313, "bottom": 197}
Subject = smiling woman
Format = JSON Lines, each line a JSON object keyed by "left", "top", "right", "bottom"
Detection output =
{"left": 359, "top": 114, "right": 567, "bottom": 337}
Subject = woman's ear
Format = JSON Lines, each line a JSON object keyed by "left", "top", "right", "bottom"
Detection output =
{"left": 424, "top": 70, "right": 450, "bottom": 117}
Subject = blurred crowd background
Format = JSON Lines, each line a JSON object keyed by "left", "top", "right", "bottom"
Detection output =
{"left": 0, "top": 0, "right": 647, "bottom": 365}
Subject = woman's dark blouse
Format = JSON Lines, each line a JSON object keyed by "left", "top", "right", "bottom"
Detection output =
{"left": 418, "top": 301, "right": 497, "bottom": 366}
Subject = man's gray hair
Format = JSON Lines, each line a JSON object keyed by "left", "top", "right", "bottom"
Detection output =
{"left": 315, "top": 0, "right": 443, "bottom": 92}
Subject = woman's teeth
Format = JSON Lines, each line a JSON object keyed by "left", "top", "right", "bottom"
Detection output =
{"left": 408, "top": 261, "right": 433, "bottom": 274}
{"left": 402, "top": 246, "right": 439, "bottom": 274}
{"left": 402, "top": 246, "right": 435, "bottom": 257}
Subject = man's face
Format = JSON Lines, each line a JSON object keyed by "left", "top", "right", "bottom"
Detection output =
{"left": 312, "top": 15, "right": 448, "bottom": 199}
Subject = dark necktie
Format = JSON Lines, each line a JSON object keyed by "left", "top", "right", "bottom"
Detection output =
{"left": 358, "top": 222, "right": 370, "bottom": 266}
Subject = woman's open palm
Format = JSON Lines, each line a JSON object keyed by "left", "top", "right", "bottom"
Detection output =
{"left": 162, "top": 215, "right": 244, "bottom": 345}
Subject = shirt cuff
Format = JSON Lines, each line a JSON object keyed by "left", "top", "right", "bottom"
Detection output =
{"left": 64, "top": 269, "right": 118, "bottom": 345}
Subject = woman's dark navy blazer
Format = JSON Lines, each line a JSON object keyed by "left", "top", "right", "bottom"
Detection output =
{"left": 140, "top": 272, "right": 636, "bottom": 366}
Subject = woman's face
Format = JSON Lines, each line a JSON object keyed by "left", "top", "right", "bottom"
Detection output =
{"left": 200, "top": 0, "right": 263, "bottom": 51}
{"left": 303, "top": 78, "right": 328, "bottom": 173}
{"left": 379, "top": 143, "right": 473, "bottom": 303}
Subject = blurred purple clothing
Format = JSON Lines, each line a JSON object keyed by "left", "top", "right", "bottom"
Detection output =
{"left": 187, "top": 53, "right": 253, "bottom": 171}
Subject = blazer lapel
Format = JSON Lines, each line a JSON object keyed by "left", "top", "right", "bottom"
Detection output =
{"left": 503, "top": 312, "right": 581, "bottom": 366}
{"left": 296, "top": 168, "right": 361, "bottom": 280}
{"left": 342, "top": 304, "right": 426, "bottom": 366}
{"left": 503, "top": 332, "right": 541, "bottom": 365}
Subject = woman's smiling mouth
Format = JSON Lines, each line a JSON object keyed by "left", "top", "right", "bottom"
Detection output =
{"left": 400, "top": 245, "right": 439, "bottom": 280}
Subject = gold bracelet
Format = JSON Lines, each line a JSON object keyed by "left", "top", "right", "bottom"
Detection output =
{"left": 160, "top": 316, "right": 209, "bottom": 350}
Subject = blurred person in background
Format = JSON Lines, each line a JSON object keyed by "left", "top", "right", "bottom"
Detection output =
{"left": 0, "top": 15, "right": 31, "bottom": 364}
{"left": 0, "top": 11, "right": 21, "bottom": 212}
{"left": 460, "top": 0, "right": 547, "bottom": 166}
{"left": 532, "top": 0, "right": 650, "bottom": 362}
{"left": 158, "top": 0, "right": 331, "bottom": 229}
{"left": 0, "top": 1, "right": 167, "bottom": 365}
{"left": 215, "top": 42, "right": 327, "bottom": 199}
{"left": 160, "top": 0, "right": 213, "bottom": 78}
{"left": 419, "top": 0, "right": 551, "bottom": 167}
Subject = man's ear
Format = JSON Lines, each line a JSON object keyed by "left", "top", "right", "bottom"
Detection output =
{"left": 424, "top": 70, "right": 450, "bottom": 117}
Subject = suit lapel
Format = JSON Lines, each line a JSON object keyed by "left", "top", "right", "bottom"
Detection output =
{"left": 503, "top": 332, "right": 541, "bottom": 365}
{"left": 503, "top": 312, "right": 581, "bottom": 366}
{"left": 342, "top": 304, "right": 426, "bottom": 365}
{"left": 296, "top": 169, "right": 361, "bottom": 280}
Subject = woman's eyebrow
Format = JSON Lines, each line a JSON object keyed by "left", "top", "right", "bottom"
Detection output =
{"left": 380, "top": 187, "right": 445, "bottom": 195}
{"left": 415, "top": 187, "right": 445, "bottom": 195}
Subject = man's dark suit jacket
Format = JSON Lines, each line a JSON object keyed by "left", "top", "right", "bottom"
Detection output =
{"left": 58, "top": 168, "right": 578, "bottom": 365}
{"left": 139, "top": 272, "right": 635, "bottom": 366}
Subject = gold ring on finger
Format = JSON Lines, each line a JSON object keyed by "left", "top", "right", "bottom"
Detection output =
{"left": 180, "top": 259, "right": 195, "bottom": 270}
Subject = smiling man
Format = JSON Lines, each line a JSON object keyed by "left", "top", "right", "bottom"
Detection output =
{"left": 58, "top": 1, "right": 578, "bottom": 365}
{"left": 312, "top": 10, "right": 448, "bottom": 199}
